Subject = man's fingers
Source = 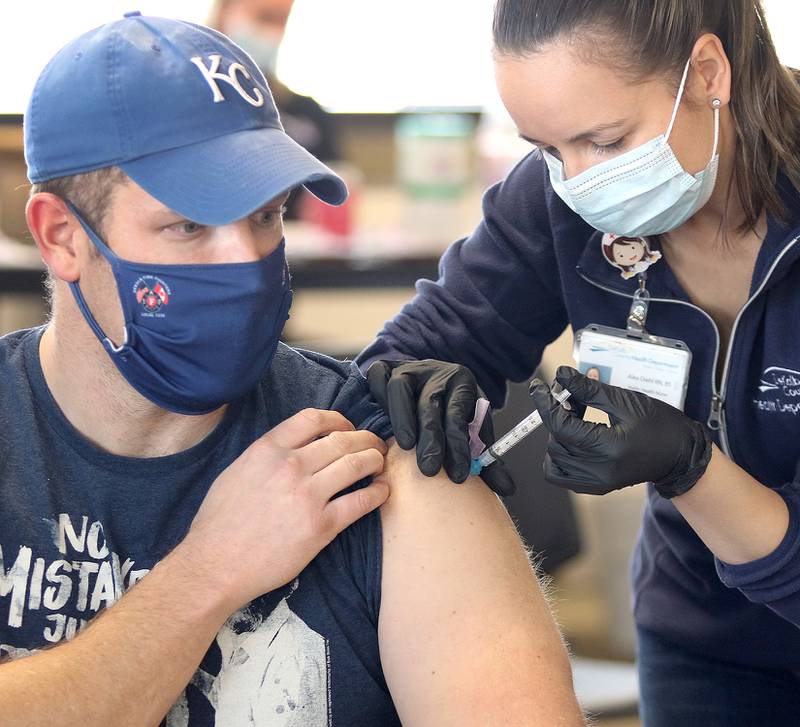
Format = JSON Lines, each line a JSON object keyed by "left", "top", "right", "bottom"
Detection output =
{"left": 266, "top": 408, "right": 355, "bottom": 449}
{"left": 312, "top": 447, "right": 387, "bottom": 502}
{"left": 323, "top": 481, "right": 391, "bottom": 536}
{"left": 301, "top": 429, "right": 388, "bottom": 474}
{"left": 386, "top": 371, "right": 420, "bottom": 450}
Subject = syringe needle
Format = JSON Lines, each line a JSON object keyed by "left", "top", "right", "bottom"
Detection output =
{"left": 469, "top": 387, "right": 572, "bottom": 476}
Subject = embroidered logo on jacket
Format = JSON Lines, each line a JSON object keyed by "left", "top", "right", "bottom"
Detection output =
{"left": 753, "top": 367, "right": 800, "bottom": 415}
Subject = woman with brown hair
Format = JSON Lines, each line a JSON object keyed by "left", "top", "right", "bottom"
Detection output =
{"left": 360, "top": 1, "right": 800, "bottom": 723}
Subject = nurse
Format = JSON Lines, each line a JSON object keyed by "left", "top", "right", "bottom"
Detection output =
{"left": 359, "top": 1, "right": 800, "bottom": 724}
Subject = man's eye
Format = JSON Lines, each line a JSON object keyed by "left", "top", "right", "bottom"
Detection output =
{"left": 170, "top": 221, "right": 203, "bottom": 235}
{"left": 255, "top": 206, "right": 287, "bottom": 225}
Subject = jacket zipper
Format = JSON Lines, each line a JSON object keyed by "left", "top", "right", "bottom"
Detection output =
{"left": 711, "top": 234, "right": 800, "bottom": 454}
{"left": 577, "top": 234, "right": 799, "bottom": 458}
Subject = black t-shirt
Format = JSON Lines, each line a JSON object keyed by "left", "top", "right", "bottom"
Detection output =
{"left": 0, "top": 327, "right": 400, "bottom": 726}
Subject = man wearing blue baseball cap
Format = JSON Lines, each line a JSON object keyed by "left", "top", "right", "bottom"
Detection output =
{"left": 0, "top": 13, "right": 582, "bottom": 726}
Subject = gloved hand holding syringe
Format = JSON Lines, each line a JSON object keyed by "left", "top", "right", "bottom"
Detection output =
{"left": 470, "top": 382, "right": 573, "bottom": 476}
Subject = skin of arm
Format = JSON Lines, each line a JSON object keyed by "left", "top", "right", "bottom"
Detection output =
{"left": 673, "top": 444, "right": 790, "bottom": 566}
{"left": 377, "top": 442, "right": 585, "bottom": 727}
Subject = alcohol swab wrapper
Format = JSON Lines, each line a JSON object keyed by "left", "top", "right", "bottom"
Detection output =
{"left": 467, "top": 397, "right": 491, "bottom": 459}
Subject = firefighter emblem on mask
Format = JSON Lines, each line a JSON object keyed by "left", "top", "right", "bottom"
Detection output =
{"left": 134, "top": 276, "right": 171, "bottom": 315}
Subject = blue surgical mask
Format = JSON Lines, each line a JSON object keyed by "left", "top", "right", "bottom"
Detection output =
{"left": 67, "top": 206, "right": 292, "bottom": 415}
{"left": 543, "top": 59, "right": 720, "bottom": 237}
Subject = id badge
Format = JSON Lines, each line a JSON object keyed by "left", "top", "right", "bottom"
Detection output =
{"left": 573, "top": 324, "right": 692, "bottom": 410}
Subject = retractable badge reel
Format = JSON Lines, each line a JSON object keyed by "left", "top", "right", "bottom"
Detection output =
{"left": 574, "top": 235, "right": 693, "bottom": 410}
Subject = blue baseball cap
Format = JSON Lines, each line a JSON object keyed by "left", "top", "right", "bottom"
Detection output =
{"left": 24, "top": 11, "right": 347, "bottom": 225}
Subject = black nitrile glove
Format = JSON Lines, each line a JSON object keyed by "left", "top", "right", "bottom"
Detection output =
{"left": 528, "top": 366, "right": 713, "bottom": 498}
{"left": 366, "top": 359, "right": 516, "bottom": 495}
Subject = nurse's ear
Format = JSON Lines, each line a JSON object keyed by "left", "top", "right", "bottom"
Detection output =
{"left": 689, "top": 33, "right": 732, "bottom": 108}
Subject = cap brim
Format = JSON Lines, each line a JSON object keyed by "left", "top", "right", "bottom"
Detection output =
{"left": 120, "top": 127, "right": 348, "bottom": 225}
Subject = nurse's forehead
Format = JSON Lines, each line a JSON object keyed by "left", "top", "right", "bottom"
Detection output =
{"left": 494, "top": 47, "right": 652, "bottom": 143}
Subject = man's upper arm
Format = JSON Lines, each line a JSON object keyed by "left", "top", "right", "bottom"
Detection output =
{"left": 376, "top": 443, "right": 584, "bottom": 727}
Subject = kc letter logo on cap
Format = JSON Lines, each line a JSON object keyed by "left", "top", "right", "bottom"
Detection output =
{"left": 190, "top": 54, "right": 265, "bottom": 107}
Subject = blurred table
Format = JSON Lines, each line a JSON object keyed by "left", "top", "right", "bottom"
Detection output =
{"left": 288, "top": 253, "right": 438, "bottom": 289}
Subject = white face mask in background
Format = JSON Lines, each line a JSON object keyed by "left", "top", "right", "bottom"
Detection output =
{"left": 543, "top": 59, "right": 721, "bottom": 237}
{"left": 230, "top": 25, "right": 283, "bottom": 77}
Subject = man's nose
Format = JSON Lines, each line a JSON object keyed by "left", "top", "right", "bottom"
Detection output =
{"left": 223, "top": 222, "right": 279, "bottom": 263}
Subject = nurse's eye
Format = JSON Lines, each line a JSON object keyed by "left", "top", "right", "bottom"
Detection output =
{"left": 592, "top": 138, "right": 625, "bottom": 155}
{"left": 517, "top": 134, "right": 562, "bottom": 162}
{"left": 532, "top": 145, "right": 561, "bottom": 161}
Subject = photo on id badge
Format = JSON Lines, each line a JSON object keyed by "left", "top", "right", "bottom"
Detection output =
{"left": 579, "top": 364, "right": 613, "bottom": 384}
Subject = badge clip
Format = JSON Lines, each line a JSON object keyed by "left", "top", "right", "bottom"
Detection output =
{"left": 627, "top": 277, "right": 650, "bottom": 336}
{"left": 601, "top": 233, "right": 662, "bottom": 280}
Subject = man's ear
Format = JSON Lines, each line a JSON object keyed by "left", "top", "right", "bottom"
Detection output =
{"left": 26, "top": 193, "right": 83, "bottom": 283}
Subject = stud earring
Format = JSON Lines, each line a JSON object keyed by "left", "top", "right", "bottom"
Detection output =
{"left": 711, "top": 98, "right": 722, "bottom": 109}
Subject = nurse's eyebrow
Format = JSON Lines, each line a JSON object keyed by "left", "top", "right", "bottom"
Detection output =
{"left": 518, "top": 119, "right": 628, "bottom": 147}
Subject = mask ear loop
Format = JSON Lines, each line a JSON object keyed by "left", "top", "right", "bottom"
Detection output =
{"left": 664, "top": 59, "right": 721, "bottom": 168}
{"left": 64, "top": 202, "right": 130, "bottom": 354}
{"left": 664, "top": 58, "right": 693, "bottom": 145}
{"left": 709, "top": 98, "right": 721, "bottom": 163}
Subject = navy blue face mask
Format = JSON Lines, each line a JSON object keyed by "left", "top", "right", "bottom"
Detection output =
{"left": 67, "top": 205, "right": 292, "bottom": 415}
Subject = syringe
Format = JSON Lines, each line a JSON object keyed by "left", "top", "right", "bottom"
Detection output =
{"left": 470, "top": 387, "right": 572, "bottom": 476}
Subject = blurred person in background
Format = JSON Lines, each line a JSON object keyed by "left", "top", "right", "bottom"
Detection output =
{"left": 210, "top": 0, "right": 340, "bottom": 217}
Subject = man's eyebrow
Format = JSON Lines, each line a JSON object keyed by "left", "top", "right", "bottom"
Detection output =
{"left": 518, "top": 119, "right": 628, "bottom": 147}
{"left": 258, "top": 193, "right": 291, "bottom": 209}
{"left": 157, "top": 194, "right": 290, "bottom": 219}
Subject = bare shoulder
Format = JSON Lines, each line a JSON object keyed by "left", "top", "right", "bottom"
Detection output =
{"left": 376, "top": 439, "right": 514, "bottom": 530}
{"left": 375, "top": 442, "right": 584, "bottom": 727}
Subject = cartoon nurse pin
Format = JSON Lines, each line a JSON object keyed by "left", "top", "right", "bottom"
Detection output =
{"left": 601, "top": 233, "right": 662, "bottom": 279}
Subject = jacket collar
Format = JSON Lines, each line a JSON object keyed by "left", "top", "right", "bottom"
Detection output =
{"left": 575, "top": 175, "right": 800, "bottom": 302}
